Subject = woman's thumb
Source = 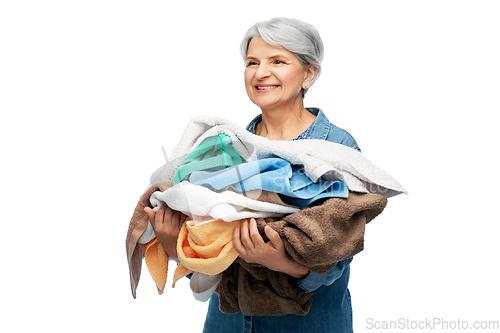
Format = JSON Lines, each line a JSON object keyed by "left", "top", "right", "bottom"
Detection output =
{"left": 144, "top": 207, "right": 155, "bottom": 222}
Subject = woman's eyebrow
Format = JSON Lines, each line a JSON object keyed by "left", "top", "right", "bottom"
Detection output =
{"left": 246, "top": 54, "right": 291, "bottom": 61}
{"left": 269, "top": 54, "right": 290, "bottom": 60}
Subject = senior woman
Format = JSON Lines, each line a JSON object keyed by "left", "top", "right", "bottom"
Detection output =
{"left": 148, "top": 17, "right": 361, "bottom": 333}
{"left": 203, "top": 18, "right": 360, "bottom": 333}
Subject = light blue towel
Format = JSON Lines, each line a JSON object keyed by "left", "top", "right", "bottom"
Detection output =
{"left": 189, "top": 157, "right": 348, "bottom": 208}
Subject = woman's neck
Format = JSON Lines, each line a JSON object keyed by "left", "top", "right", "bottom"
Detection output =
{"left": 256, "top": 105, "right": 316, "bottom": 141}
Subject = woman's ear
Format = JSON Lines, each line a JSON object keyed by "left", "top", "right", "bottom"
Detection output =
{"left": 303, "top": 65, "right": 318, "bottom": 89}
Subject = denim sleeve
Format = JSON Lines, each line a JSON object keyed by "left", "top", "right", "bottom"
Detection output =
{"left": 326, "top": 124, "right": 361, "bottom": 152}
{"left": 293, "top": 258, "right": 353, "bottom": 293}
{"left": 340, "top": 136, "right": 361, "bottom": 152}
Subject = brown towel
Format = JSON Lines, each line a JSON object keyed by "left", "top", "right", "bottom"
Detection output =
{"left": 126, "top": 185, "right": 159, "bottom": 299}
{"left": 125, "top": 181, "right": 173, "bottom": 298}
{"left": 218, "top": 192, "right": 388, "bottom": 316}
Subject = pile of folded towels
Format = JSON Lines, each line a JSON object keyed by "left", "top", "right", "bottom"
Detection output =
{"left": 126, "top": 115, "right": 406, "bottom": 316}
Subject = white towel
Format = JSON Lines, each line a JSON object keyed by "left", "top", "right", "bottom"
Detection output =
{"left": 149, "top": 181, "right": 300, "bottom": 222}
{"left": 190, "top": 272, "right": 222, "bottom": 302}
{"left": 150, "top": 116, "right": 407, "bottom": 198}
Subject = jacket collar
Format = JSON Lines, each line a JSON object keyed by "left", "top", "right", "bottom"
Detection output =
{"left": 246, "top": 107, "right": 330, "bottom": 141}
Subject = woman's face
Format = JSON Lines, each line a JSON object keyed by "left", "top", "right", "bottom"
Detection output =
{"left": 244, "top": 37, "right": 310, "bottom": 112}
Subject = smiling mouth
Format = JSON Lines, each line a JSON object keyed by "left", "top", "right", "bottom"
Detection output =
{"left": 256, "top": 85, "right": 279, "bottom": 90}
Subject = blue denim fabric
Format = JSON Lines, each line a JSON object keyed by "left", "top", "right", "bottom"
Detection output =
{"left": 203, "top": 261, "right": 353, "bottom": 333}
{"left": 246, "top": 108, "right": 361, "bottom": 152}
{"left": 189, "top": 157, "right": 348, "bottom": 208}
{"left": 203, "top": 108, "right": 360, "bottom": 333}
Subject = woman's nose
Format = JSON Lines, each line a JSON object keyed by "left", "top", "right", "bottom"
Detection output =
{"left": 255, "top": 63, "right": 271, "bottom": 80}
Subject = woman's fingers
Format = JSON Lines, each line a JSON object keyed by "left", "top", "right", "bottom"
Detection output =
{"left": 232, "top": 226, "right": 246, "bottom": 256}
{"left": 143, "top": 205, "right": 188, "bottom": 260}
{"left": 239, "top": 218, "right": 254, "bottom": 249}
{"left": 162, "top": 205, "right": 174, "bottom": 225}
{"left": 265, "top": 225, "right": 283, "bottom": 250}
{"left": 151, "top": 205, "right": 166, "bottom": 227}
{"left": 249, "top": 218, "right": 265, "bottom": 247}
{"left": 233, "top": 218, "right": 276, "bottom": 265}
{"left": 233, "top": 218, "right": 259, "bottom": 256}
{"left": 172, "top": 209, "right": 189, "bottom": 229}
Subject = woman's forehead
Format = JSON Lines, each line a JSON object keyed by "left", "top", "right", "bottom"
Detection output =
{"left": 246, "top": 37, "right": 295, "bottom": 59}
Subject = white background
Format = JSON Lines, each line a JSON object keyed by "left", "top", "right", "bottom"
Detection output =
{"left": 1, "top": 1, "right": 499, "bottom": 332}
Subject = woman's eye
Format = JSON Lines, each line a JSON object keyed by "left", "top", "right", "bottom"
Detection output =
{"left": 247, "top": 61, "right": 258, "bottom": 67}
{"left": 274, "top": 60, "right": 285, "bottom": 65}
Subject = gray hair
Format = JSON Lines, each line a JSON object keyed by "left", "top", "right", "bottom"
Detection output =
{"left": 240, "top": 17, "right": 324, "bottom": 94}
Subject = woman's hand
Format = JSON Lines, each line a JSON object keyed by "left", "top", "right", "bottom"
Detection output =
{"left": 233, "top": 218, "right": 309, "bottom": 279}
{"left": 144, "top": 206, "right": 188, "bottom": 261}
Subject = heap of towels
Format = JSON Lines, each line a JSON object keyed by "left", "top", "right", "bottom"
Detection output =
{"left": 125, "top": 115, "right": 406, "bottom": 316}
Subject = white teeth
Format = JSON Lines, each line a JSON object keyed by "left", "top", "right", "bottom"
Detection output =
{"left": 257, "top": 85, "right": 278, "bottom": 90}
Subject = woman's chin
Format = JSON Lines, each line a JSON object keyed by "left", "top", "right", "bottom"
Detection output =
{"left": 250, "top": 96, "right": 283, "bottom": 110}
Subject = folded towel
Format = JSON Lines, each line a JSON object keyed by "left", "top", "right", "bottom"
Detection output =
{"left": 218, "top": 192, "right": 388, "bottom": 316}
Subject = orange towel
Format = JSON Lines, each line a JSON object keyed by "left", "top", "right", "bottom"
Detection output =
{"left": 139, "top": 238, "right": 169, "bottom": 295}
{"left": 174, "top": 219, "right": 242, "bottom": 280}
{"left": 140, "top": 236, "right": 195, "bottom": 292}
{"left": 141, "top": 218, "right": 242, "bottom": 293}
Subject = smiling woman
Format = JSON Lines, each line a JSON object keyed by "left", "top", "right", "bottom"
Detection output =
{"left": 200, "top": 17, "right": 363, "bottom": 333}
{"left": 239, "top": 18, "right": 324, "bottom": 141}
{"left": 244, "top": 37, "right": 317, "bottom": 134}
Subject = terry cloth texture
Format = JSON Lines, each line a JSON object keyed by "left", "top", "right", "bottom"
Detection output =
{"left": 218, "top": 191, "right": 388, "bottom": 316}
{"left": 149, "top": 116, "right": 407, "bottom": 198}
{"left": 171, "top": 218, "right": 245, "bottom": 301}
{"left": 126, "top": 181, "right": 176, "bottom": 298}
{"left": 189, "top": 157, "right": 348, "bottom": 208}
{"left": 139, "top": 238, "right": 168, "bottom": 295}
{"left": 125, "top": 184, "right": 160, "bottom": 298}
{"left": 126, "top": 115, "right": 406, "bottom": 309}
{"left": 127, "top": 184, "right": 299, "bottom": 298}
{"left": 150, "top": 181, "right": 300, "bottom": 222}
{"left": 176, "top": 218, "right": 242, "bottom": 276}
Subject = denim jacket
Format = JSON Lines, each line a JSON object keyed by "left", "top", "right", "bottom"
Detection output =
{"left": 202, "top": 108, "right": 360, "bottom": 333}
